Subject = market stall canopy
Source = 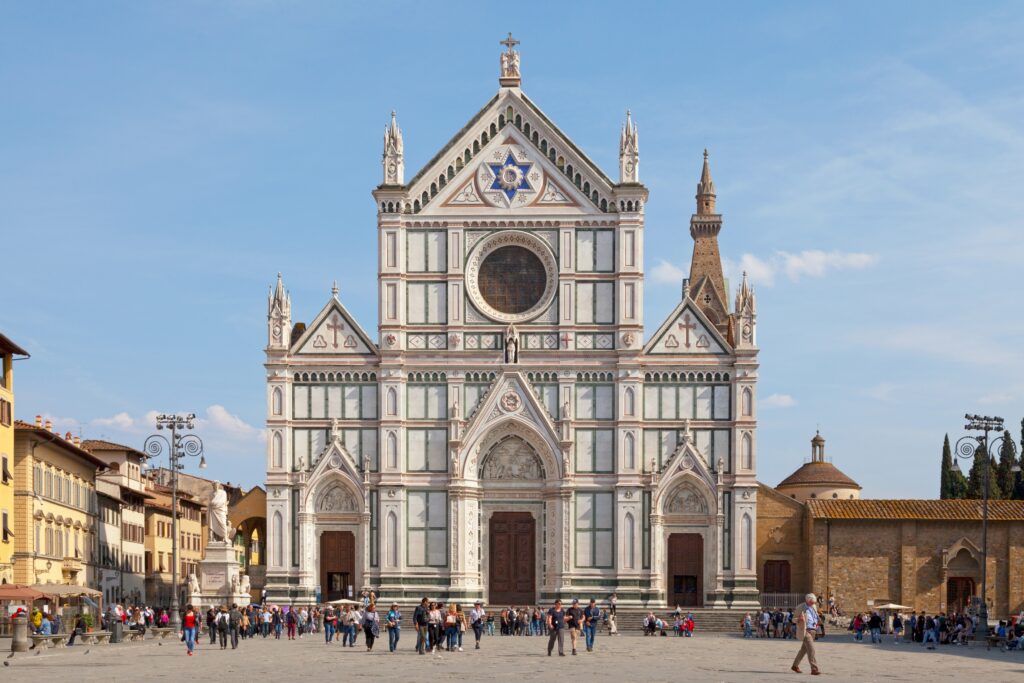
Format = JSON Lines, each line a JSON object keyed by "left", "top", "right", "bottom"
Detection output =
{"left": 32, "top": 584, "right": 102, "bottom": 598}
{"left": 0, "top": 584, "right": 47, "bottom": 602}
{"left": 874, "top": 603, "right": 911, "bottom": 610}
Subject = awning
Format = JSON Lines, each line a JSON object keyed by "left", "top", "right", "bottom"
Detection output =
{"left": 82, "top": 596, "right": 99, "bottom": 609}
{"left": 875, "top": 603, "right": 912, "bottom": 611}
{"left": 0, "top": 584, "right": 47, "bottom": 602}
{"left": 32, "top": 584, "right": 102, "bottom": 598}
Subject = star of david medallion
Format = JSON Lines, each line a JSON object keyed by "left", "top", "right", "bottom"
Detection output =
{"left": 499, "top": 391, "right": 522, "bottom": 413}
{"left": 488, "top": 153, "right": 534, "bottom": 202}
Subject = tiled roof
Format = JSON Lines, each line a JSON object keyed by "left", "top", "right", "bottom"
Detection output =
{"left": 0, "top": 332, "right": 29, "bottom": 357}
{"left": 14, "top": 421, "right": 109, "bottom": 468}
{"left": 777, "top": 461, "right": 861, "bottom": 489}
{"left": 81, "top": 439, "right": 148, "bottom": 458}
{"left": 807, "top": 499, "right": 1024, "bottom": 521}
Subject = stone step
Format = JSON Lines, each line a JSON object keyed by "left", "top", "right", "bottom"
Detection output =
{"left": 609, "top": 608, "right": 747, "bottom": 633}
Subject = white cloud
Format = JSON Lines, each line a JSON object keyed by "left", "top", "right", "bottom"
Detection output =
{"left": 761, "top": 393, "right": 797, "bottom": 408}
{"left": 92, "top": 412, "right": 135, "bottom": 430}
{"left": 862, "top": 383, "right": 899, "bottom": 402}
{"left": 198, "top": 405, "right": 265, "bottom": 443}
{"left": 724, "top": 250, "right": 878, "bottom": 287}
{"left": 650, "top": 259, "right": 686, "bottom": 285}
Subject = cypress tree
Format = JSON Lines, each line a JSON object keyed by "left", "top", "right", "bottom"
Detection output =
{"left": 966, "top": 444, "right": 1001, "bottom": 500}
{"left": 940, "top": 434, "right": 955, "bottom": 499}
{"left": 995, "top": 430, "right": 1018, "bottom": 499}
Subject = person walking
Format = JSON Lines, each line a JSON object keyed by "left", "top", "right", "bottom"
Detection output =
{"left": 791, "top": 594, "right": 821, "bottom": 675}
{"left": 470, "top": 601, "right": 486, "bottom": 649}
{"left": 428, "top": 601, "right": 442, "bottom": 654}
{"left": 443, "top": 603, "right": 459, "bottom": 651}
{"left": 413, "top": 597, "right": 429, "bottom": 655}
{"left": 566, "top": 599, "right": 584, "bottom": 655}
{"left": 216, "top": 606, "right": 230, "bottom": 649}
{"left": 362, "top": 603, "right": 380, "bottom": 651}
{"left": 285, "top": 608, "right": 297, "bottom": 640}
{"left": 229, "top": 604, "right": 241, "bottom": 649}
{"left": 583, "top": 598, "right": 600, "bottom": 652}
{"left": 386, "top": 602, "right": 401, "bottom": 652}
{"left": 323, "top": 605, "right": 335, "bottom": 644}
{"left": 207, "top": 607, "right": 217, "bottom": 645}
{"left": 182, "top": 605, "right": 198, "bottom": 657}
{"left": 546, "top": 599, "right": 566, "bottom": 657}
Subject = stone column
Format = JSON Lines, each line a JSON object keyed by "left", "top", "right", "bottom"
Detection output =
{"left": 10, "top": 614, "right": 28, "bottom": 653}
{"left": 298, "top": 511, "right": 317, "bottom": 596}
{"left": 649, "top": 513, "right": 665, "bottom": 598}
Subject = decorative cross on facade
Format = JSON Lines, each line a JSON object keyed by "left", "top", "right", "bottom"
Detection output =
{"left": 500, "top": 32, "right": 520, "bottom": 53}
{"left": 326, "top": 315, "right": 343, "bottom": 349}
{"left": 560, "top": 332, "right": 572, "bottom": 348}
{"left": 678, "top": 314, "right": 696, "bottom": 348}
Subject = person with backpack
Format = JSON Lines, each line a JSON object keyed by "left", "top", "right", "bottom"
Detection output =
{"left": 215, "top": 606, "right": 230, "bottom": 649}
{"left": 228, "top": 604, "right": 241, "bottom": 649}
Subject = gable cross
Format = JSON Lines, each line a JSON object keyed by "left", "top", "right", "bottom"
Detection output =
{"left": 678, "top": 314, "right": 696, "bottom": 348}
{"left": 326, "top": 316, "right": 344, "bottom": 349}
{"left": 500, "top": 32, "right": 520, "bottom": 53}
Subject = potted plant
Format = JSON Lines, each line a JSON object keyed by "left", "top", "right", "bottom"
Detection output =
{"left": 81, "top": 613, "right": 94, "bottom": 632}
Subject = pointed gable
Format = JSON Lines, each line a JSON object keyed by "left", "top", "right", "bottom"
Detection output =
{"left": 291, "top": 296, "right": 377, "bottom": 356}
{"left": 645, "top": 300, "right": 730, "bottom": 355}
{"left": 405, "top": 89, "right": 616, "bottom": 215}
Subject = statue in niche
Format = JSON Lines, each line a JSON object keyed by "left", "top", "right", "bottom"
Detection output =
{"left": 481, "top": 438, "right": 542, "bottom": 480}
{"left": 504, "top": 324, "right": 519, "bottom": 364}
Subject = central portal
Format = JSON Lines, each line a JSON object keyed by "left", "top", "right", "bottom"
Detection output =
{"left": 320, "top": 530, "right": 355, "bottom": 602}
{"left": 488, "top": 512, "right": 535, "bottom": 606}
{"left": 668, "top": 533, "right": 703, "bottom": 607}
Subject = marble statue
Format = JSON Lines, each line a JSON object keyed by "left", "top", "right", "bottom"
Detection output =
{"left": 209, "top": 481, "right": 230, "bottom": 543}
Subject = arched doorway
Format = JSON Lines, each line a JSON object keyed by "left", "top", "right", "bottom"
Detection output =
{"left": 946, "top": 547, "right": 979, "bottom": 613}
{"left": 479, "top": 435, "right": 545, "bottom": 607}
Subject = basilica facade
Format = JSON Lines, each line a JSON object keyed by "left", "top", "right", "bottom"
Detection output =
{"left": 264, "top": 38, "right": 760, "bottom": 609}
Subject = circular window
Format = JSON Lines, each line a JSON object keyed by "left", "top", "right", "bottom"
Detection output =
{"left": 479, "top": 246, "right": 546, "bottom": 314}
{"left": 465, "top": 230, "right": 557, "bottom": 323}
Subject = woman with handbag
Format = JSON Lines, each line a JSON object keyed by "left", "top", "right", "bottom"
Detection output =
{"left": 362, "top": 603, "right": 380, "bottom": 651}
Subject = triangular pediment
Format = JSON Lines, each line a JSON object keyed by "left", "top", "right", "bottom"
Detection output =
{"left": 644, "top": 299, "right": 731, "bottom": 355}
{"left": 301, "top": 435, "right": 365, "bottom": 512}
{"left": 406, "top": 89, "right": 615, "bottom": 215}
{"left": 458, "top": 370, "right": 563, "bottom": 479}
{"left": 291, "top": 296, "right": 377, "bottom": 356}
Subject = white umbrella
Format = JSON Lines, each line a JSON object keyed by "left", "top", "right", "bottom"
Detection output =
{"left": 875, "top": 603, "right": 911, "bottom": 610}
{"left": 329, "top": 598, "right": 362, "bottom": 606}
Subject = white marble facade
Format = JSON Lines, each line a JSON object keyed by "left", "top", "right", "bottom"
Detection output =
{"left": 264, "top": 38, "right": 759, "bottom": 608}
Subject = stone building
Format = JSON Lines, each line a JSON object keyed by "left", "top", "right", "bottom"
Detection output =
{"left": 144, "top": 482, "right": 205, "bottom": 607}
{"left": 12, "top": 418, "right": 106, "bottom": 586}
{"left": 0, "top": 333, "right": 29, "bottom": 585}
{"left": 264, "top": 37, "right": 761, "bottom": 609}
{"left": 757, "top": 432, "right": 1024, "bottom": 618}
{"left": 85, "top": 439, "right": 151, "bottom": 605}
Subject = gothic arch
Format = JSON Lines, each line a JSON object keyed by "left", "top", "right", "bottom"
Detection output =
{"left": 741, "top": 513, "right": 753, "bottom": 570}
{"left": 478, "top": 435, "right": 545, "bottom": 480}
{"left": 301, "top": 440, "right": 365, "bottom": 513}
{"left": 272, "top": 432, "right": 283, "bottom": 469}
{"left": 657, "top": 474, "right": 716, "bottom": 516}
{"left": 386, "top": 511, "right": 398, "bottom": 567}
{"left": 624, "top": 512, "right": 636, "bottom": 569}
{"left": 386, "top": 387, "right": 397, "bottom": 416}
{"left": 386, "top": 431, "right": 398, "bottom": 469}
{"left": 741, "top": 388, "right": 753, "bottom": 416}
{"left": 461, "top": 416, "right": 561, "bottom": 480}
{"left": 272, "top": 512, "right": 284, "bottom": 568}
{"left": 741, "top": 433, "right": 752, "bottom": 470}
{"left": 943, "top": 537, "right": 982, "bottom": 570}
{"left": 623, "top": 387, "right": 636, "bottom": 416}
{"left": 623, "top": 432, "right": 636, "bottom": 470}
{"left": 272, "top": 387, "right": 283, "bottom": 415}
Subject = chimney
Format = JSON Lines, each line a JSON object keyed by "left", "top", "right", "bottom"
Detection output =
{"left": 73, "top": 436, "right": 82, "bottom": 447}
{"left": 35, "top": 415, "right": 42, "bottom": 427}
{"left": 45, "top": 419, "right": 53, "bottom": 431}
{"left": 65, "top": 431, "right": 73, "bottom": 441}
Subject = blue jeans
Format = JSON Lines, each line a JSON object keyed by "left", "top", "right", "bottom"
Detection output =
{"left": 274, "top": 623, "right": 282, "bottom": 639}
{"left": 445, "top": 625, "right": 458, "bottom": 650}
{"left": 416, "top": 627, "right": 427, "bottom": 653}
{"left": 347, "top": 625, "right": 357, "bottom": 646}
{"left": 183, "top": 627, "right": 196, "bottom": 653}
{"left": 870, "top": 627, "right": 880, "bottom": 643}
{"left": 388, "top": 626, "right": 400, "bottom": 652}
{"left": 324, "top": 623, "right": 334, "bottom": 643}
{"left": 583, "top": 624, "right": 596, "bottom": 650}
{"left": 744, "top": 624, "right": 752, "bottom": 638}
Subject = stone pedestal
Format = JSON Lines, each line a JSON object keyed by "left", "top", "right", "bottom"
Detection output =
{"left": 191, "top": 541, "right": 252, "bottom": 608}
{"left": 10, "top": 614, "right": 28, "bottom": 653}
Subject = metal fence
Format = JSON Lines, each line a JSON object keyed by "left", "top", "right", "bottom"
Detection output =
{"left": 758, "top": 592, "right": 805, "bottom": 610}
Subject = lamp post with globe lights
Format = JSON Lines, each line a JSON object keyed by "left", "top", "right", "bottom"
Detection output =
{"left": 144, "top": 413, "right": 205, "bottom": 631}
{"left": 953, "top": 414, "right": 1020, "bottom": 638}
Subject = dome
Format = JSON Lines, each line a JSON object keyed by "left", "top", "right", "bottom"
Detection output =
{"left": 777, "top": 461, "right": 861, "bottom": 489}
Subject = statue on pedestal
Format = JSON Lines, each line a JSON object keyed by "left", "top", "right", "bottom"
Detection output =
{"left": 209, "top": 481, "right": 230, "bottom": 544}
{"left": 188, "top": 573, "right": 201, "bottom": 596}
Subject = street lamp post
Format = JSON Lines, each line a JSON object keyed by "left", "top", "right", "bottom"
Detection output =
{"left": 954, "top": 413, "right": 1020, "bottom": 640}
{"left": 144, "top": 413, "right": 205, "bottom": 631}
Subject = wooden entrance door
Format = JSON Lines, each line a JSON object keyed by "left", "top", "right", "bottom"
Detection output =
{"left": 488, "top": 512, "right": 535, "bottom": 606}
{"left": 947, "top": 577, "right": 975, "bottom": 614}
{"left": 763, "top": 560, "right": 792, "bottom": 593}
{"left": 667, "top": 533, "right": 703, "bottom": 607}
{"left": 320, "top": 530, "right": 355, "bottom": 602}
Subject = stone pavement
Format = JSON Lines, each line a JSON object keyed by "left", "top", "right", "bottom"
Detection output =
{"left": 4, "top": 632, "right": 1022, "bottom": 681}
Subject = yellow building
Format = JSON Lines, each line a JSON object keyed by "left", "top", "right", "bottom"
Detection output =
{"left": 12, "top": 418, "right": 107, "bottom": 586}
{"left": 0, "top": 333, "right": 30, "bottom": 584}
{"left": 144, "top": 481, "right": 206, "bottom": 607}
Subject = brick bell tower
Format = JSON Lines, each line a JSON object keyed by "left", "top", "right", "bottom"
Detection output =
{"left": 688, "top": 150, "right": 729, "bottom": 334}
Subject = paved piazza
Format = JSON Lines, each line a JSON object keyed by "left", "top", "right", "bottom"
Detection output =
{"left": 5, "top": 633, "right": 1021, "bottom": 681}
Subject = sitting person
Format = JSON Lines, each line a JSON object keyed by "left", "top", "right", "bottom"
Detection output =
{"left": 643, "top": 612, "right": 658, "bottom": 636}
{"left": 682, "top": 614, "right": 695, "bottom": 637}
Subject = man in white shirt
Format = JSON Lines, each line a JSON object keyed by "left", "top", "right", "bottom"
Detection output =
{"left": 791, "top": 594, "right": 821, "bottom": 675}
{"left": 469, "top": 601, "right": 486, "bottom": 649}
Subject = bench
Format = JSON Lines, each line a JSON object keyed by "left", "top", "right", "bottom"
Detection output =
{"left": 150, "top": 627, "right": 175, "bottom": 640}
{"left": 987, "top": 635, "right": 1008, "bottom": 651}
{"left": 29, "top": 634, "right": 68, "bottom": 649}
{"left": 124, "top": 629, "right": 146, "bottom": 642}
{"left": 87, "top": 631, "right": 112, "bottom": 644}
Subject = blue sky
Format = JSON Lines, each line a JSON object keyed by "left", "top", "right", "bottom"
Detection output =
{"left": 2, "top": 2, "right": 1022, "bottom": 495}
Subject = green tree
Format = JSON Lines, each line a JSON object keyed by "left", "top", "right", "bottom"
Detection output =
{"left": 940, "top": 434, "right": 956, "bottom": 499}
{"left": 966, "top": 444, "right": 1001, "bottom": 500}
{"left": 995, "top": 429, "right": 1019, "bottom": 499}
{"left": 1014, "top": 419, "right": 1024, "bottom": 500}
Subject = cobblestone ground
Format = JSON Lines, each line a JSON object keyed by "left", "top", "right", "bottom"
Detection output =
{"left": 4, "top": 632, "right": 1022, "bottom": 681}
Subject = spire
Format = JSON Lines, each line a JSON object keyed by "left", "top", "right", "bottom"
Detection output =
{"left": 499, "top": 32, "right": 521, "bottom": 87}
{"left": 619, "top": 109, "right": 640, "bottom": 183}
{"left": 811, "top": 431, "right": 826, "bottom": 462}
{"left": 331, "top": 280, "right": 339, "bottom": 298}
{"left": 267, "top": 272, "right": 292, "bottom": 350}
{"left": 735, "top": 271, "right": 756, "bottom": 314}
{"left": 382, "top": 111, "right": 404, "bottom": 185}
{"left": 696, "top": 148, "right": 716, "bottom": 215}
